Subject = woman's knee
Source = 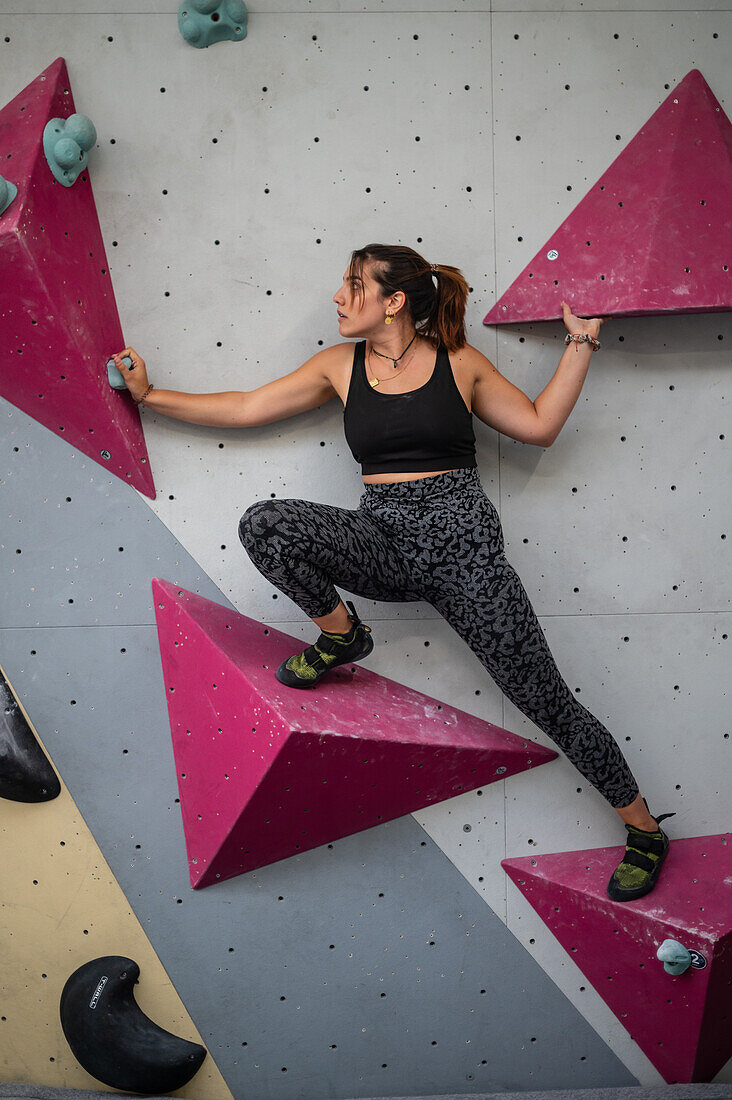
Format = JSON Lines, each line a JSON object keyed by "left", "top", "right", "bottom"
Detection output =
{"left": 238, "top": 499, "right": 270, "bottom": 550}
{"left": 238, "top": 498, "right": 307, "bottom": 553}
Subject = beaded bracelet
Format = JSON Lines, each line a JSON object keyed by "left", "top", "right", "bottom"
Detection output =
{"left": 565, "top": 332, "right": 600, "bottom": 352}
{"left": 134, "top": 383, "right": 155, "bottom": 405}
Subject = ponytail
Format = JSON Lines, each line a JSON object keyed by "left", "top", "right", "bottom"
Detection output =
{"left": 427, "top": 263, "right": 469, "bottom": 351}
{"left": 349, "top": 244, "right": 469, "bottom": 351}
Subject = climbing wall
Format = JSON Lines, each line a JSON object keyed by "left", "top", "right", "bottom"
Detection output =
{"left": 1, "top": 2, "right": 729, "bottom": 1097}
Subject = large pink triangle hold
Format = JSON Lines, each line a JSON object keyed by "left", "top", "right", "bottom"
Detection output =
{"left": 503, "top": 834, "right": 732, "bottom": 1083}
{"left": 484, "top": 70, "right": 731, "bottom": 324}
{"left": 0, "top": 58, "right": 155, "bottom": 498}
{"left": 152, "top": 578, "right": 557, "bottom": 888}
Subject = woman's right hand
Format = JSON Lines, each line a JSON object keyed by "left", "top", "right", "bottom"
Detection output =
{"left": 111, "top": 347, "right": 150, "bottom": 402}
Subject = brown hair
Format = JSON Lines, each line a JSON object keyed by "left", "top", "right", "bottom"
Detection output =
{"left": 349, "top": 243, "right": 469, "bottom": 351}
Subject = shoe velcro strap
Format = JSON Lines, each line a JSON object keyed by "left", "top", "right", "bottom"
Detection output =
{"left": 313, "top": 644, "right": 337, "bottom": 665}
{"left": 315, "top": 633, "right": 346, "bottom": 652}
{"left": 621, "top": 848, "right": 656, "bottom": 872}
{"left": 628, "top": 830, "right": 665, "bottom": 854}
{"left": 302, "top": 644, "right": 331, "bottom": 672}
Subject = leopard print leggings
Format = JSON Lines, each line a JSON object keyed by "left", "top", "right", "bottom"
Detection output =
{"left": 238, "top": 466, "right": 639, "bottom": 808}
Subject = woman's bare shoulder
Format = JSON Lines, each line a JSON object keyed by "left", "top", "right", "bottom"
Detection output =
{"left": 312, "top": 342, "right": 359, "bottom": 404}
{"left": 450, "top": 342, "right": 495, "bottom": 369}
{"left": 448, "top": 342, "right": 497, "bottom": 386}
{"left": 313, "top": 341, "right": 357, "bottom": 374}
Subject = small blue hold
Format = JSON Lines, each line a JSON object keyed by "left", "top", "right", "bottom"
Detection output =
{"left": 107, "top": 355, "right": 134, "bottom": 391}
{"left": 0, "top": 174, "right": 18, "bottom": 216}
{"left": 656, "top": 938, "right": 692, "bottom": 975}
{"left": 43, "top": 113, "right": 97, "bottom": 187}
{"left": 178, "top": 0, "right": 248, "bottom": 49}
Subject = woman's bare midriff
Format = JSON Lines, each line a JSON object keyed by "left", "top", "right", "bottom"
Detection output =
{"left": 361, "top": 469, "right": 459, "bottom": 484}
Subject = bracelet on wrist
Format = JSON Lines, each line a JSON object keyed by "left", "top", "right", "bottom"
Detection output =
{"left": 134, "top": 382, "right": 154, "bottom": 405}
{"left": 565, "top": 332, "right": 600, "bottom": 352}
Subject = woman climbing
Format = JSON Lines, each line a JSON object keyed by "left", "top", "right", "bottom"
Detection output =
{"left": 112, "top": 242, "right": 673, "bottom": 903}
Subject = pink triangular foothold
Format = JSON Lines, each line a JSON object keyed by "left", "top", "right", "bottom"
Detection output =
{"left": 0, "top": 58, "right": 155, "bottom": 498}
{"left": 503, "top": 834, "right": 732, "bottom": 1083}
{"left": 151, "top": 578, "right": 557, "bottom": 889}
{"left": 484, "top": 70, "right": 732, "bottom": 324}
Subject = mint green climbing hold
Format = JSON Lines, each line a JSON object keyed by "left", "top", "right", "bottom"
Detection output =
{"left": 107, "top": 355, "right": 134, "bottom": 391}
{"left": 657, "top": 938, "right": 692, "bottom": 975}
{"left": 43, "top": 113, "right": 97, "bottom": 187}
{"left": 178, "top": 0, "right": 247, "bottom": 49}
{"left": 0, "top": 174, "right": 17, "bottom": 216}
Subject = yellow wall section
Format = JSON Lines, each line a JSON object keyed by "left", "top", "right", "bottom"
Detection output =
{"left": 0, "top": 681, "right": 233, "bottom": 1098}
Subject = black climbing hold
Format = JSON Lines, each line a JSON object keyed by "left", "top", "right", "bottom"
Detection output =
{"left": 0, "top": 665, "right": 60, "bottom": 802}
{"left": 59, "top": 956, "right": 206, "bottom": 1093}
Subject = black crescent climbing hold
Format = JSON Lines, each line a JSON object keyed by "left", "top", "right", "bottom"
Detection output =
{"left": 0, "top": 665, "right": 60, "bottom": 802}
{"left": 59, "top": 956, "right": 206, "bottom": 1093}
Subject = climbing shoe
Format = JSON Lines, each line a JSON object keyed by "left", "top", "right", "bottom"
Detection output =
{"left": 606, "top": 809, "right": 675, "bottom": 902}
{"left": 275, "top": 599, "right": 373, "bottom": 689}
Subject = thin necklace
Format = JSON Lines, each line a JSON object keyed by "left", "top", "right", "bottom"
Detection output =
{"left": 368, "top": 332, "right": 418, "bottom": 388}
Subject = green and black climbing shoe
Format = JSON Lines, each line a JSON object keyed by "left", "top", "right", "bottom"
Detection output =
{"left": 606, "top": 810, "right": 675, "bottom": 902}
{"left": 275, "top": 600, "right": 373, "bottom": 689}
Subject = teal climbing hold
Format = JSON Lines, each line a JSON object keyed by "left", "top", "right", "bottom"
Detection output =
{"left": 43, "top": 113, "right": 97, "bottom": 187}
{"left": 178, "top": 0, "right": 248, "bottom": 49}
{"left": 107, "top": 355, "right": 134, "bottom": 391}
{"left": 657, "top": 938, "right": 692, "bottom": 975}
{"left": 0, "top": 174, "right": 17, "bottom": 216}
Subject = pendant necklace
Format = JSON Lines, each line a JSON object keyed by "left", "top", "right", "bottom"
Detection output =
{"left": 368, "top": 332, "right": 418, "bottom": 388}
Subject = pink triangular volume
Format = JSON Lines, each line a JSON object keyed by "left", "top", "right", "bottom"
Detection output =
{"left": 484, "top": 70, "right": 732, "bottom": 324}
{"left": 152, "top": 578, "right": 557, "bottom": 888}
{"left": 0, "top": 58, "right": 155, "bottom": 498}
{"left": 503, "top": 834, "right": 732, "bottom": 1083}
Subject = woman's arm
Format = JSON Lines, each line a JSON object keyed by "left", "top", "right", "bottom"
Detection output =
{"left": 532, "top": 338, "right": 594, "bottom": 446}
{"left": 460, "top": 345, "right": 550, "bottom": 446}
{"left": 468, "top": 301, "right": 604, "bottom": 447}
{"left": 111, "top": 344, "right": 345, "bottom": 427}
{"left": 533, "top": 302, "right": 605, "bottom": 445}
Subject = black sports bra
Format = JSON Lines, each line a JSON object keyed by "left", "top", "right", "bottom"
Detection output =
{"left": 342, "top": 341, "right": 477, "bottom": 476}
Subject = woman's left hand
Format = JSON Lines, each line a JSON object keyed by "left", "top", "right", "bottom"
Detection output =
{"left": 561, "top": 300, "right": 605, "bottom": 340}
